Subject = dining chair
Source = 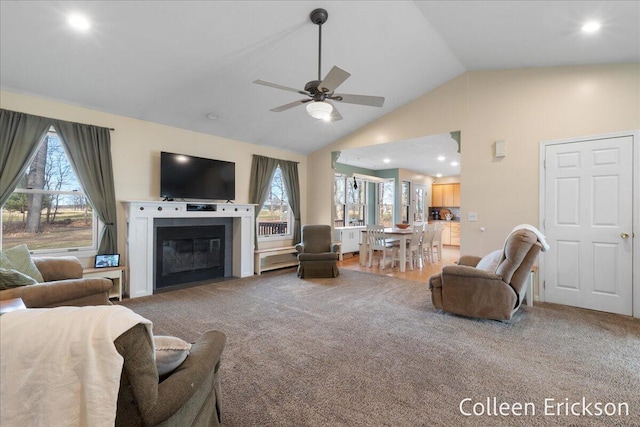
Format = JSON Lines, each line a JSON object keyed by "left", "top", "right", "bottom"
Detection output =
{"left": 394, "top": 226, "right": 423, "bottom": 270}
{"left": 366, "top": 225, "right": 397, "bottom": 269}
{"left": 431, "top": 222, "right": 444, "bottom": 262}
{"left": 421, "top": 226, "right": 436, "bottom": 264}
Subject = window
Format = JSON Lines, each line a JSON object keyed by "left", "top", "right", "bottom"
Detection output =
{"left": 401, "top": 181, "right": 410, "bottom": 224}
{"left": 257, "top": 166, "right": 292, "bottom": 239}
{"left": 1, "top": 130, "right": 99, "bottom": 253}
{"left": 414, "top": 184, "right": 425, "bottom": 223}
{"left": 377, "top": 179, "right": 395, "bottom": 227}
{"left": 334, "top": 174, "right": 367, "bottom": 227}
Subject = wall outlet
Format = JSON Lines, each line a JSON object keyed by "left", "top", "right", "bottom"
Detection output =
{"left": 468, "top": 212, "right": 478, "bottom": 221}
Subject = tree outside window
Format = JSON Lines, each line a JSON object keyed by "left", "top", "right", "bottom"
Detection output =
{"left": 401, "top": 181, "right": 410, "bottom": 224}
{"left": 1, "top": 131, "right": 97, "bottom": 251}
{"left": 377, "top": 180, "right": 395, "bottom": 227}
{"left": 334, "top": 174, "right": 367, "bottom": 227}
{"left": 257, "top": 166, "right": 291, "bottom": 239}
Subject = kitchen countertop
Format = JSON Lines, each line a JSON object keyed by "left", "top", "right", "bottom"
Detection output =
{"left": 428, "top": 219, "right": 460, "bottom": 223}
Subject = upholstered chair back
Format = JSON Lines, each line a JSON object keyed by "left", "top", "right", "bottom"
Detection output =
{"left": 495, "top": 229, "right": 542, "bottom": 298}
{"left": 300, "top": 225, "right": 332, "bottom": 253}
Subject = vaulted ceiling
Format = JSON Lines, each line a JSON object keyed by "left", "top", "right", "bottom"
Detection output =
{"left": 1, "top": 1, "right": 638, "bottom": 156}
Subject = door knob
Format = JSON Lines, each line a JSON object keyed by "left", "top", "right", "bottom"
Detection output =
{"left": 620, "top": 232, "right": 630, "bottom": 239}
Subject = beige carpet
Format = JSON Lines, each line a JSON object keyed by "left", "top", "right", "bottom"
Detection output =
{"left": 120, "top": 269, "right": 640, "bottom": 426}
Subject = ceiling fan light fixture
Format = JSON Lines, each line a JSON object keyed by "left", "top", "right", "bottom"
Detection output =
{"left": 306, "top": 101, "right": 333, "bottom": 121}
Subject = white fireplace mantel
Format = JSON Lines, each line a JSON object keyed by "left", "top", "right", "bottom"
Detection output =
{"left": 123, "top": 201, "right": 255, "bottom": 298}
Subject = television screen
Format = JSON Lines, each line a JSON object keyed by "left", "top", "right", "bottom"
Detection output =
{"left": 160, "top": 152, "right": 235, "bottom": 201}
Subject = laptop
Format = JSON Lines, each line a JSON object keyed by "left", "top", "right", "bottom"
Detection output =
{"left": 94, "top": 254, "right": 120, "bottom": 268}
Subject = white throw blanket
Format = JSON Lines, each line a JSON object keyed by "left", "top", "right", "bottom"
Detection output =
{"left": 0, "top": 305, "right": 152, "bottom": 427}
{"left": 510, "top": 224, "right": 550, "bottom": 251}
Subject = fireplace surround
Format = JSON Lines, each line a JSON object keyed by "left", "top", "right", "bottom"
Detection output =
{"left": 123, "top": 201, "right": 255, "bottom": 298}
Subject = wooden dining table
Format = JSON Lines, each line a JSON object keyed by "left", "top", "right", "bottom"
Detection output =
{"left": 359, "top": 227, "right": 415, "bottom": 272}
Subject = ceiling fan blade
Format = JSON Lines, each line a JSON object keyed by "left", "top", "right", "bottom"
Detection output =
{"left": 331, "top": 93, "right": 385, "bottom": 108}
{"left": 318, "top": 66, "right": 351, "bottom": 93}
{"left": 254, "top": 79, "right": 310, "bottom": 96}
{"left": 270, "top": 99, "right": 311, "bottom": 112}
{"left": 326, "top": 101, "right": 343, "bottom": 121}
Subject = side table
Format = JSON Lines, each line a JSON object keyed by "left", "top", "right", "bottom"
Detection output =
{"left": 83, "top": 266, "right": 126, "bottom": 301}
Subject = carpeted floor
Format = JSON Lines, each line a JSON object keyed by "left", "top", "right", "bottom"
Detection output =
{"left": 120, "top": 269, "right": 640, "bottom": 426}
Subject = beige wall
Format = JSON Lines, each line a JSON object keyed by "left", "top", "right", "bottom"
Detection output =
{"left": 308, "top": 63, "right": 640, "bottom": 256}
{"left": 1, "top": 90, "right": 307, "bottom": 263}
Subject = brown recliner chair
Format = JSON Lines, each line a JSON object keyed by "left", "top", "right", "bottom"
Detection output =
{"left": 115, "top": 324, "right": 226, "bottom": 426}
{"left": 295, "top": 225, "right": 340, "bottom": 278}
{"left": 0, "top": 256, "right": 113, "bottom": 307}
{"left": 428, "top": 229, "right": 542, "bottom": 321}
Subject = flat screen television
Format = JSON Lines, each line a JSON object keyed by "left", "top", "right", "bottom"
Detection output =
{"left": 160, "top": 151, "right": 235, "bottom": 201}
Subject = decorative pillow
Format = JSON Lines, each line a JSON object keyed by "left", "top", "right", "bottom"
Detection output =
{"left": 0, "top": 268, "right": 38, "bottom": 290}
{"left": 476, "top": 249, "right": 503, "bottom": 272}
{"left": 154, "top": 335, "right": 192, "bottom": 376}
{"left": 0, "top": 244, "right": 44, "bottom": 283}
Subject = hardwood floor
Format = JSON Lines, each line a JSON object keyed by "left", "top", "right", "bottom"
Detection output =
{"left": 338, "top": 246, "right": 460, "bottom": 283}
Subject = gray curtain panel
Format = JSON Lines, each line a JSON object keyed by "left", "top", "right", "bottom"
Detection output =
{"left": 279, "top": 159, "right": 301, "bottom": 245}
{"left": 0, "top": 109, "right": 52, "bottom": 206}
{"left": 52, "top": 120, "right": 118, "bottom": 254}
{"left": 248, "top": 155, "right": 279, "bottom": 247}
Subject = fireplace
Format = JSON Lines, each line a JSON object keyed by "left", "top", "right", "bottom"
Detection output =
{"left": 154, "top": 218, "right": 233, "bottom": 291}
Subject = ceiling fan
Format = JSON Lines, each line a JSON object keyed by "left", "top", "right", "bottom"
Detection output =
{"left": 253, "top": 8, "right": 385, "bottom": 122}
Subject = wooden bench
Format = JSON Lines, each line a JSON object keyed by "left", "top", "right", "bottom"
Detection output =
{"left": 254, "top": 246, "right": 298, "bottom": 275}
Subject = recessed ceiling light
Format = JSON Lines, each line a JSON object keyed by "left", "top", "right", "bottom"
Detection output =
{"left": 205, "top": 113, "right": 219, "bottom": 120}
{"left": 383, "top": 158, "right": 391, "bottom": 163}
{"left": 67, "top": 13, "right": 90, "bottom": 31}
{"left": 437, "top": 155, "right": 445, "bottom": 162}
{"left": 451, "top": 161, "right": 459, "bottom": 166}
{"left": 581, "top": 21, "right": 601, "bottom": 33}
{"left": 436, "top": 173, "right": 443, "bottom": 178}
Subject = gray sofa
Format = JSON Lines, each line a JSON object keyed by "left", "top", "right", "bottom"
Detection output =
{"left": 115, "top": 324, "right": 226, "bottom": 427}
{"left": 0, "top": 256, "right": 113, "bottom": 307}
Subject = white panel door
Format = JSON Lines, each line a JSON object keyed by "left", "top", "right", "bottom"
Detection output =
{"left": 544, "top": 136, "right": 633, "bottom": 315}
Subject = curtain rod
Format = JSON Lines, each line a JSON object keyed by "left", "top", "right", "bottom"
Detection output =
{"left": 2, "top": 108, "right": 115, "bottom": 131}
{"left": 49, "top": 126, "right": 115, "bottom": 133}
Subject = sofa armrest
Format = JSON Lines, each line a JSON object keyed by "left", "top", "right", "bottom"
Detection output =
{"left": 330, "top": 243, "right": 340, "bottom": 254}
{"left": 457, "top": 255, "right": 482, "bottom": 267}
{"left": 0, "top": 278, "right": 113, "bottom": 308}
{"left": 441, "top": 265, "right": 517, "bottom": 320}
{"left": 145, "top": 330, "right": 227, "bottom": 426}
{"left": 32, "top": 256, "right": 83, "bottom": 281}
{"left": 295, "top": 243, "right": 304, "bottom": 254}
{"left": 443, "top": 264, "right": 501, "bottom": 280}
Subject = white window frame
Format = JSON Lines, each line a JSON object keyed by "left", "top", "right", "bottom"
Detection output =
{"left": 334, "top": 174, "right": 368, "bottom": 227}
{"left": 257, "top": 166, "right": 293, "bottom": 242}
{"left": 376, "top": 178, "right": 395, "bottom": 227}
{"left": 401, "top": 180, "right": 411, "bottom": 224}
{"left": 0, "top": 130, "right": 102, "bottom": 257}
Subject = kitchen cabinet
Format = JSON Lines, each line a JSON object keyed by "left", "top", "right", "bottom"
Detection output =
{"left": 334, "top": 227, "right": 365, "bottom": 258}
{"left": 431, "top": 183, "right": 460, "bottom": 207}
{"left": 449, "top": 222, "right": 460, "bottom": 246}
{"left": 432, "top": 185, "right": 443, "bottom": 207}
{"left": 430, "top": 221, "right": 460, "bottom": 247}
{"left": 442, "top": 185, "right": 454, "bottom": 206}
{"left": 452, "top": 184, "right": 460, "bottom": 206}
{"left": 441, "top": 222, "right": 451, "bottom": 245}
